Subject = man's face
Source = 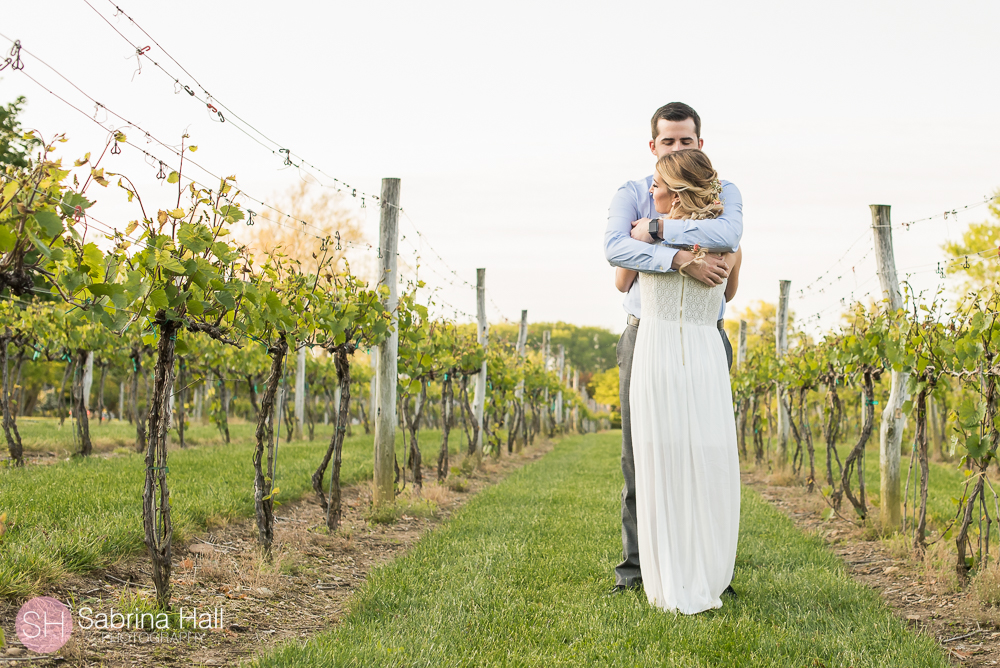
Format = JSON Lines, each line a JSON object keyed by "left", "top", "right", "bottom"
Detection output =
{"left": 649, "top": 118, "right": 703, "bottom": 158}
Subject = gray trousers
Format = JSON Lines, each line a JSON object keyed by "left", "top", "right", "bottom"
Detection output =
{"left": 614, "top": 321, "right": 733, "bottom": 587}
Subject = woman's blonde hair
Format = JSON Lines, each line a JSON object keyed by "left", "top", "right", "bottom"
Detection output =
{"left": 655, "top": 149, "right": 723, "bottom": 220}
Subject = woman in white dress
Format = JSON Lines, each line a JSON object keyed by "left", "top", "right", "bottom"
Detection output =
{"left": 614, "top": 149, "right": 742, "bottom": 615}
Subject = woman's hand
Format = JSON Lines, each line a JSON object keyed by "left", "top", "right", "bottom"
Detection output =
{"left": 630, "top": 218, "right": 656, "bottom": 244}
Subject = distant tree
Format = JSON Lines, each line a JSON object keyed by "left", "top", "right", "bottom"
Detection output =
{"left": 725, "top": 301, "right": 777, "bottom": 354}
{"left": 724, "top": 300, "right": 808, "bottom": 355}
{"left": 942, "top": 189, "right": 1000, "bottom": 293}
{"left": 589, "top": 367, "right": 619, "bottom": 410}
{"left": 0, "top": 96, "right": 41, "bottom": 168}
{"left": 243, "top": 180, "right": 365, "bottom": 273}
{"left": 488, "top": 321, "right": 618, "bottom": 379}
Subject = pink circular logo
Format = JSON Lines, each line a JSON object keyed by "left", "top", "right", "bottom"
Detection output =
{"left": 15, "top": 596, "right": 73, "bottom": 653}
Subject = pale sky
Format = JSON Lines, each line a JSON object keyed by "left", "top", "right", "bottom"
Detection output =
{"left": 3, "top": 1, "right": 999, "bottom": 336}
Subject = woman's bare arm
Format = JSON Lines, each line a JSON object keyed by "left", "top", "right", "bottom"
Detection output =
{"left": 615, "top": 267, "right": 638, "bottom": 293}
{"left": 724, "top": 247, "right": 742, "bottom": 302}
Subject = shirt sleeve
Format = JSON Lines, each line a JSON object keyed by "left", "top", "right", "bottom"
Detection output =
{"left": 658, "top": 181, "right": 743, "bottom": 252}
{"left": 604, "top": 182, "right": 679, "bottom": 273}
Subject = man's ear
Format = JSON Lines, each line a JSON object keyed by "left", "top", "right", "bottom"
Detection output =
{"left": 698, "top": 138, "right": 704, "bottom": 149}
{"left": 649, "top": 139, "right": 657, "bottom": 156}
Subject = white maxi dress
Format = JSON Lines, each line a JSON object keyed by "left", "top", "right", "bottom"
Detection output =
{"left": 629, "top": 270, "right": 741, "bottom": 614}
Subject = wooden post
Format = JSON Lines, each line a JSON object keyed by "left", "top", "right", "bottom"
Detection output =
{"left": 776, "top": 280, "right": 791, "bottom": 468}
{"left": 515, "top": 310, "right": 528, "bottom": 449}
{"left": 368, "top": 347, "right": 377, "bottom": 430}
{"left": 82, "top": 351, "right": 94, "bottom": 411}
{"left": 872, "top": 203, "right": 907, "bottom": 531}
{"left": 737, "top": 320, "right": 748, "bottom": 369}
{"left": 473, "top": 268, "right": 488, "bottom": 464}
{"left": 294, "top": 345, "right": 306, "bottom": 440}
{"left": 373, "top": 178, "right": 400, "bottom": 507}
{"left": 542, "top": 331, "right": 551, "bottom": 433}
{"left": 555, "top": 345, "right": 565, "bottom": 426}
{"left": 572, "top": 368, "right": 580, "bottom": 433}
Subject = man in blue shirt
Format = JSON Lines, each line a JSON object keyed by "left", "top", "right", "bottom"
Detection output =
{"left": 604, "top": 102, "right": 743, "bottom": 594}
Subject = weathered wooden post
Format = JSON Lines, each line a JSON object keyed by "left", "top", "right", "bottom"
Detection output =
{"left": 555, "top": 345, "right": 565, "bottom": 426}
{"left": 872, "top": 203, "right": 907, "bottom": 531}
{"left": 542, "top": 331, "right": 551, "bottom": 433}
{"left": 776, "top": 280, "right": 791, "bottom": 468}
{"left": 82, "top": 351, "right": 94, "bottom": 412}
{"left": 572, "top": 368, "right": 581, "bottom": 432}
{"left": 472, "top": 268, "right": 488, "bottom": 464}
{"left": 368, "top": 348, "right": 377, "bottom": 431}
{"left": 737, "top": 320, "right": 748, "bottom": 369}
{"left": 515, "top": 310, "right": 528, "bottom": 450}
{"left": 373, "top": 178, "right": 400, "bottom": 507}
{"left": 294, "top": 345, "right": 306, "bottom": 440}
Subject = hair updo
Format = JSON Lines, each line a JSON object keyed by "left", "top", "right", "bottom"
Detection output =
{"left": 655, "top": 149, "right": 724, "bottom": 220}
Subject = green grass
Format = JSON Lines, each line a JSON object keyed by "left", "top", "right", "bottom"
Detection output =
{"left": 9, "top": 416, "right": 266, "bottom": 457}
{"left": 863, "top": 445, "right": 996, "bottom": 536}
{"left": 0, "top": 425, "right": 458, "bottom": 599}
{"left": 252, "top": 431, "right": 949, "bottom": 668}
{"left": 801, "top": 433, "right": 999, "bottom": 543}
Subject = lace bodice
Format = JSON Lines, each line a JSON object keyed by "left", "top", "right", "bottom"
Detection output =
{"left": 639, "top": 272, "right": 726, "bottom": 327}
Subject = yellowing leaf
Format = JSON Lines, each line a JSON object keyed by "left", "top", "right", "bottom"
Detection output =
{"left": 117, "top": 178, "right": 135, "bottom": 202}
{"left": 2, "top": 181, "right": 18, "bottom": 204}
{"left": 157, "top": 210, "right": 168, "bottom": 225}
{"left": 167, "top": 171, "right": 179, "bottom": 184}
{"left": 90, "top": 167, "right": 109, "bottom": 187}
{"left": 188, "top": 145, "right": 198, "bottom": 152}
{"left": 168, "top": 208, "right": 186, "bottom": 219}
{"left": 0, "top": 226, "right": 14, "bottom": 253}
{"left": 157, "top": 250, "right": 186, "bottom": 274}
{"left": 125, "top": 220, "right": 139, "bottom": 236}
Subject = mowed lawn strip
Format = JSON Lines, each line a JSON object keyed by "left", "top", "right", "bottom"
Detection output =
{"left": 0, "top": 428, "right": 449, "bottom": 598}
{"left": 253, "top": 431, "right": 950, "bottom": 668}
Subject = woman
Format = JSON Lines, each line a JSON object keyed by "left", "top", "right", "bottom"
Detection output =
{"left": 614, "top": 149, "right": 742, "bottom": 614}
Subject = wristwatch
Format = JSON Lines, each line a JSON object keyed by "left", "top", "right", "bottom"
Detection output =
{"left": 648, "top": 218, "right": 662, "bottom": 241}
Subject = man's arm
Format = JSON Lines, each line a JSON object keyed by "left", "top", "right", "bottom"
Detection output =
{"left": 639, "top": 181, "right": 743, "bottom": 251}
{"left": 604, "top": 180, "right": 680, "bottom": 273}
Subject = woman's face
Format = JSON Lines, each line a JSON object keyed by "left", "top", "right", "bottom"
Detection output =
{"left": 650, "top": 172, "right": 678, "bottom": 215}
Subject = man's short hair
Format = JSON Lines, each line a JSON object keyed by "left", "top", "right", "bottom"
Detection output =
{"left": 650, "top": 102, "right": 701, "bottom": 139}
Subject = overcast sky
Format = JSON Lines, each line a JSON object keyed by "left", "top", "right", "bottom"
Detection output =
{"left": 3, "top": 0, "right": 999, "bottom": 335}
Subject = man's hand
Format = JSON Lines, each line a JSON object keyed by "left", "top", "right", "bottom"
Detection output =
{"left": 630, "top": 218, "right": 655, "bottom": 244}
{"left": 672, "top": 250, "right": 730, "bottom": 286}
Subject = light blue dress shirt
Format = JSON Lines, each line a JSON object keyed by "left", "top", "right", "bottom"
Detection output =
{"left": 604, "top": 176, "right": 743, "bottom": 321}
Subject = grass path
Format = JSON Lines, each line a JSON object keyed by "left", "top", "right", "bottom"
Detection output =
{"left": 0, "top": 428, "right": 448, "bottom": 598}
{"left": 253, "top": 431, "right": 950, "bottom": 667}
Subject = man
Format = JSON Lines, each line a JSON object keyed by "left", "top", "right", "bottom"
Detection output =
{"left": 603, "top": 102, "right": 743, "bottom": 593}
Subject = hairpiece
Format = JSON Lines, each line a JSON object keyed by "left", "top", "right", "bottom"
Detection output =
{"left": 710, "top": 179, "right": 723, "bottom": 195}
